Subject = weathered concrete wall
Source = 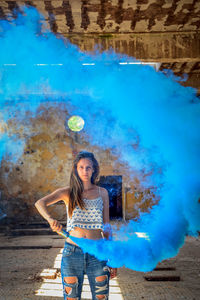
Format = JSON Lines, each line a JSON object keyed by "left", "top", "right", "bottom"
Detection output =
{"left": 66, "top": 32, "right": 200, "bottom": 61}
{"left": 0, "top": 103, "right": 152, "bottom": 223}
{"left": 66, "top": 32, "right": 200, "bottom": 92}
{"left": 0, "top": 104, "right": 72, "bottom": 222}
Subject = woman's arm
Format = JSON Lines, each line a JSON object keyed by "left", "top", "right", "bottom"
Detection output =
{"left": 35, "top": 187, "right": 69, "bottom": 232}
{"left": 102, "top": 188, "right": 112, "bottom": 240}
{"left": 102, "top": 187, "right": 117, "bottom": 279}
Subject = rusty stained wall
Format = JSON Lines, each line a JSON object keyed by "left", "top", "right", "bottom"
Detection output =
{"left": 0, "top": 104, "right": 72, "bottom": 222}
{"left": 66, "top": 32, "right": 200, "bottom": 92}
{"left": 0, "top": 103, "right": 151, "bottom": 223}
{"left": 125, "top": 186, "right": 159, "bottom": 219}
{"left": 67, "top": 32, "right": 199, "bottom": 61}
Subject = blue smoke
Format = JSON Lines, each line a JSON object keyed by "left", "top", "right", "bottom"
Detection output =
{"left": 0, "top": 6, "right": 200, "bottom": 271}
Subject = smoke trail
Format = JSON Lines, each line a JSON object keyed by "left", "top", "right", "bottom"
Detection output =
{"left": 0, "top": 6, "right": 200, "bottom": 271}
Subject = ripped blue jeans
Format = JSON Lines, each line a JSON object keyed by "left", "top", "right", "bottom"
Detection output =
{"left": 61, "top": 241, "right": 110, "bottom": 300}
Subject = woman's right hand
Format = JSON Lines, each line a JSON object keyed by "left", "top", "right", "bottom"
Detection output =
{"left": 48, "top": 218, "right": 63, "bottom": 232}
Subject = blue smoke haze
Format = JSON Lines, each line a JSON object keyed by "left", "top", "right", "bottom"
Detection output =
{"left": 0, "top": 6, "right": 200, "bottom": 271}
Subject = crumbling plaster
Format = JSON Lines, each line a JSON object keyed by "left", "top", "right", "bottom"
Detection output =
{"left": 0, "top": 103, "right": 151, "bottom": 222}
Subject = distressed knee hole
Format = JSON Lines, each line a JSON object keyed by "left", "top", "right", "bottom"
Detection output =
{"left": 64, "top": 276, "right": 77, "bottom": 295}
{"left": 96, "top": 275, "right": 107, "bottom": 282}
{"left": 95, "top": 275, "right": 108, "bottom": 298}
{"left": 64, "top": 276, "right": 77, "bottom": 284}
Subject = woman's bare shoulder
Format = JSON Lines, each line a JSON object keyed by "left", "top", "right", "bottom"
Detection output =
{"left": 58, "top": 186, "right": 70, "bottom": 194}
{"left": 99, "top": 186, "right": 109, "bottom": 197}
{"left": 58, "top": 186, "right": 70, "bottom": 204}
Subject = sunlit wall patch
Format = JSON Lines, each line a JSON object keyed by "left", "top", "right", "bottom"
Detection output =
{"left": 67, "top": 115, "right": 85, "bottom": 132}
{"left": 0, "top": 119, "right": 8, "bottom": 135}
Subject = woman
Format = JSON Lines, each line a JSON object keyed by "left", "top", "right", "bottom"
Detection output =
{"left": 35, "top": 150, "right": 117, "bottom": 300}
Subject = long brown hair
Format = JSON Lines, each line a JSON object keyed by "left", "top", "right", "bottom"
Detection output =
{"left": 68, "top": 151, "right": 100, "bottom": 217}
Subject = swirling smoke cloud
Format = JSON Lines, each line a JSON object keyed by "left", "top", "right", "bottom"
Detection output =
{"left": 0, "top": 6, "right": 200, "bottom": 271}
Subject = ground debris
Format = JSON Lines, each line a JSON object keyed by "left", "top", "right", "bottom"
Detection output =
{"left": 35, "top": 268, "right": 58, "bottom": 280}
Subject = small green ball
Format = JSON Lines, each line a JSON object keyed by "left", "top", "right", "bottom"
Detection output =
{"left": 68, "top": 115, "right": 85, "bottom": 132}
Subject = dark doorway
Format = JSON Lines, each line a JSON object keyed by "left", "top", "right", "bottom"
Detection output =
{"left": 98, "top": 175, "right": 122, "bottom": 220}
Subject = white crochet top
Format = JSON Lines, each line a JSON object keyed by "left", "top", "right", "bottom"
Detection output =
{"left": 66, "top": 186, "right": 104, "bottom": 231}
